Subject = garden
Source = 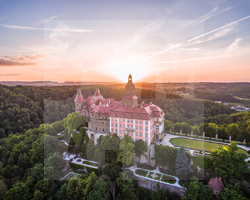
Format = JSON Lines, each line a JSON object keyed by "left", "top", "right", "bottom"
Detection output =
{"left": 82, "top": 160, "right": 98, "bottom": 167}
{"left": 135, "top": 169, "right": 148, "bottom": 177}
{"left": 161, "top": 175, "right": 176, "bottom": 184}
{"left": 170, "top": 138, "right": 248, "bottom": 155}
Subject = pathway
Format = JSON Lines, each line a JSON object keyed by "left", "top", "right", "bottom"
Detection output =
{"left": 127, "top": 166, "right": 184, "bottom": 189}
{"left": 60, "top": 172, "right": 81, "bottom": 180}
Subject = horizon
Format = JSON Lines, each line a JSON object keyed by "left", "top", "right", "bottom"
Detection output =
{"left": 1, "top": 1, "right": 250, "bottom": 82}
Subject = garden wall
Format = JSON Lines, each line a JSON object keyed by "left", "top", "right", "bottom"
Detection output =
{"left": 137, "top": 177, "right": 186, "bottom": 196}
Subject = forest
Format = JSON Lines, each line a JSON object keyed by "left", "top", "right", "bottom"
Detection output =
{"left": 1, "top": 84, "right": 250, "bottom": 199}
{"left": 0, "top": 84, "right": 236, "bottom": 138}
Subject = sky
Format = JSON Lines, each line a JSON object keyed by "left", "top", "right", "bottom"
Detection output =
{"left": 0, "top": 0, "right": 250, "bottom": 83}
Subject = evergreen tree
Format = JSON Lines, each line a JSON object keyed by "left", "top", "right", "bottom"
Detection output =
{"left": 175, "top": 145, "right": 189, "bottom": 178}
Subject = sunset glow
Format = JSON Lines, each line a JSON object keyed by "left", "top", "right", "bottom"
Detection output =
{"left": 1, "top": 1, "right": 250, "bottom": 83}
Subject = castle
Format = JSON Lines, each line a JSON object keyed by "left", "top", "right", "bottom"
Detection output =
{"left": 74, "top": 74, "right": 164, "bottom": 146}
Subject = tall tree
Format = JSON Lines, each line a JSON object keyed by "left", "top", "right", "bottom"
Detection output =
{"left": 175, "top": 145, "right": 189, "bottom": 178}
{"left": 117, "top": 138, "right": 135, "bottom": 167}
{"left": 134, "top": 139, "right": 147, "bottom": 164}
{"left": 210, "top": 142, "right": 248, "bottom": 180}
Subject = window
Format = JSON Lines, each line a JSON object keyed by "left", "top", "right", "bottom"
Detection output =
{"left": 156, "top": 125, "right": 159, "bottom": 133}
{"left": 128, "top": 120, "right": 129, "bottom": 123}
{"left": 111, "top": 129, "right": 113, "bottom": 132}
{"left": 136, "top": 121, "right": 138, "bottom": 123}
{"left": 121, "top": 114, "right": 124, "bottom": 117}
{"left": 146, "top": 127, "right": 148, "bottom": 131}
{"left": 129, "top": 115, "right": 132, "bottom": 118}
{"left": 131, "top": 125, "right": 133, "bottom": 129}
{"left": 123, "top": 130, "right": 125, "bottom": 134}
{"left": 127, "top": 125, "right": 129, "bottom": 129}
{"left": 140, "top": 133, "right": 142, "bottom": 137}
{"left": 136, "top": 132, "right": 138, "bottom": 136}
{"left": 140, "top": 126, "right": 142, "bottom": 130}
{"left": 146, "top": 133, "right": 148, "bottom": 137}
{"left": 120, "top": 119, "right": 122, "bottom": 122}
{"left": 120, "top": 124, "right": 122, "bottom": 128}
{"left": 146, "top": 122, "right": 148, "bottom": 125}
{"left": 140, "top": 121, "right": 142, "bottom": 124}
{"left": 138, "top": 115, "right": 140, "bottom": 119}
{"left": 123, "top": 125, "right": 125, "bottom": 128}
{"left": 120, "top": 130, "right": 122, "bottom": 134}
{"left": 123, "top": 119, "right": 125, "bottom": 122}
{"left": 115, "top": 119, "right": 117, "bottom": 121}
{"left": 146, "top": 140, "right": 147, "bottom": 143}
{"left": 115, "top": 124, "right": 117, "bottom": 127}
{"left": 111, "top": 118, "right": 113, "bottom": 121}
{"left": 116, "top": 129, "right": 118, "bottom": 133}
{"left": 136, "top": 138, "right": 138, "bottom": 141}
{"left": 111, "top": 123, "right": 113, "bottom": 127}
{"left": 131, "top": 132, "right": 133, "bottom": 136}
{"left": 113, "top": 113, "right": 116, "bottom": 116}
{"left": 136, "top": 126, "right": 138, "bottom": 130}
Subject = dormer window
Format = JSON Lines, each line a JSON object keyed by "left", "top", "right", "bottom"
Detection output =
{"left": 113, "top": 113, "right": 116, "bottom": 117}
{"left": 129, "top": 115, "right": 132, "bottom": 118}
{"left": 138, "top": 115, "right": 140, "bottom": 119}
{"left": 121, "top": 114, "right": 124, "bottom": 117}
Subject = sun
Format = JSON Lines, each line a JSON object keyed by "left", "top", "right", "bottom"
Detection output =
{"left": 107, "top": 57, "right": 147, "bottom": 83}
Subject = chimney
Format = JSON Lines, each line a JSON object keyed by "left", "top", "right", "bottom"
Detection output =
{"left": 140, "top": 105, "right": 143, "bottom": 109}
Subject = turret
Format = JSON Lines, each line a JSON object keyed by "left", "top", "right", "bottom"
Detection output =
{"left": 122, "top": 74, "right": 138, "bottom": 107}
{"left": 74, "top": 87, "right": 84, "bottom": 113}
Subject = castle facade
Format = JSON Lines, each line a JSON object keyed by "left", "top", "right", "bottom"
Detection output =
{"left": 74, "top": 74, "right": 164, "bottom": 145}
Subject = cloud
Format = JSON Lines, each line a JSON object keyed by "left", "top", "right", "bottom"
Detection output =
{"left": 34, "top": 14, "right": 65, "bottom": 25}
{"left": 192, "top": 26, "right": 235, "bottom": 44}
{"left": 226, "top": 38, "right": 242, "bottom": 54}
{"left": 0, "top": 73, "right": 20, "bottom": 76}
{"left": 0, "top": 24, "right": 95, "bottom": 33}
{"left": 187, "top": 15, "right": 250, "bottom": 43}
{"left": 0, "top": 54, "right": 44, "bottom": 66}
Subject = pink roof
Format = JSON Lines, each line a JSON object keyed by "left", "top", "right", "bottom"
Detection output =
{"left": 74, "top": 88, "right": 84, "bottom": 102}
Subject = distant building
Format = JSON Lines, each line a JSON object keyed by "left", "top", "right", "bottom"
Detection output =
{"left": 74, "top": 74, "right": 164, "bottom": 145}
{"left": 208, "top": 177, "right": 224, "bottom": 195}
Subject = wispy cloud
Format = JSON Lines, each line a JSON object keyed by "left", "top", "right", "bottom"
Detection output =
{"left": 0, "top": 59, "right": 36, "bottom": 66}
{"left": 0, "top": 24, "right": 95, "bottom": 33}
{"left": 0, "top": 73, "right": 20, "bottom": 76}
{"left": 0, "top": 54, "right": 44, "bottom": 66}
{"left": 187, "top": 15, "right": 250, "bottom": 43}
{"left": 226, "top": 38, "right": 242, "bottom": 54}
{"left": 34, "top": 14, "right": 64, "bottom": 25}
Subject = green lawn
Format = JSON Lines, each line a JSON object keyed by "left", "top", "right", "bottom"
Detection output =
{"left": 161, "top": 175, "right": 176, "bottom": 184}
{"left": 135, "top": 169, "right": 148, "bottom": 177}
{"left": 170, "top": 138, "right": 248, "bottom": 155}
{"left": 82, "top": 161, "right": 98, "bottom": 167}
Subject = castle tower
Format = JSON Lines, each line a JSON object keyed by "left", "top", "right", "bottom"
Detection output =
{"left": 122, "top": 74, "right": 138, "bottom": 107}
{"left": 74, "top": 87, "right": 84, "bottom": 113}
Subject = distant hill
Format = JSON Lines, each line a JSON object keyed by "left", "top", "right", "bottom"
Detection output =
{"left": 0, "top": 81, "right": 116, "bottom": 87}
